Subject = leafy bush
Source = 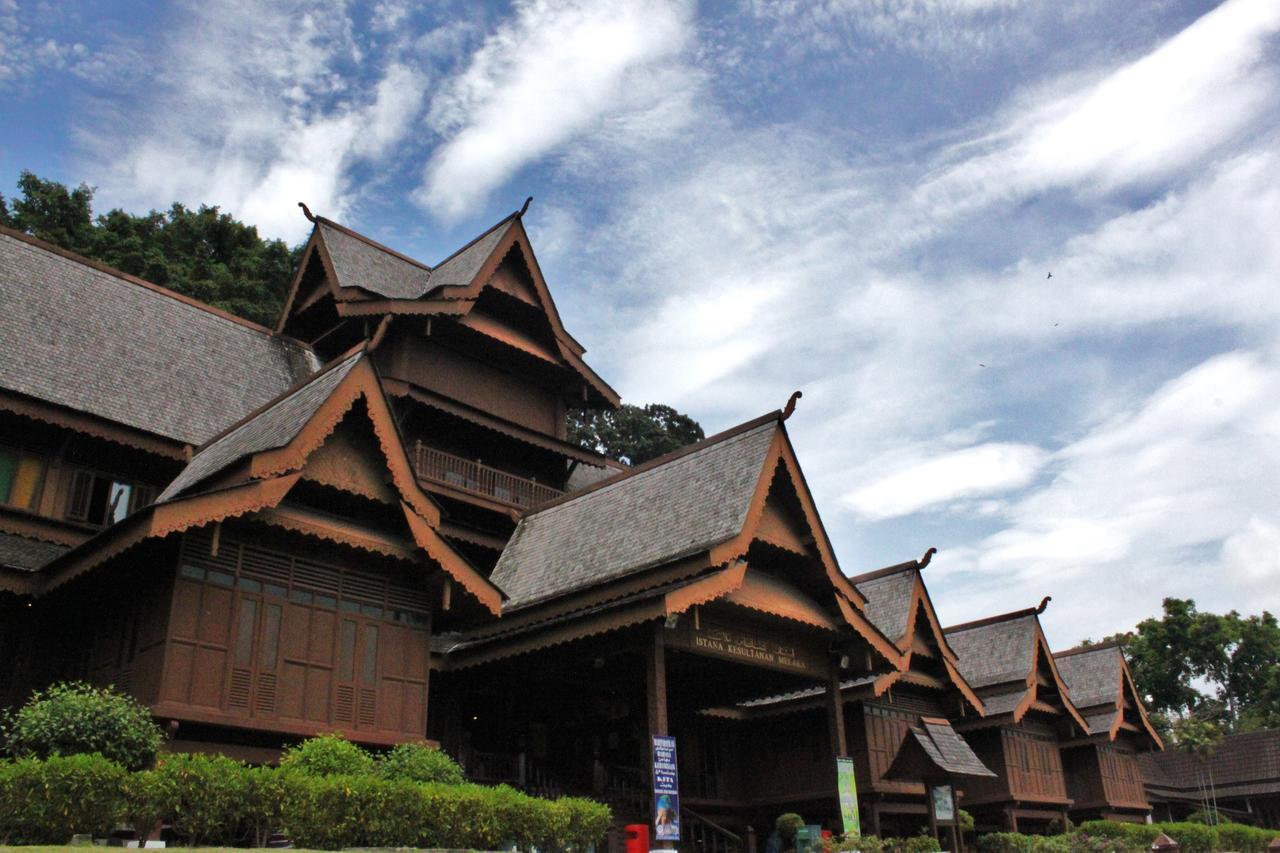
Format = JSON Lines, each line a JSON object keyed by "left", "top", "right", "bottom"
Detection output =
{"left": 151, "top": 752, "right": 249, "bottom": 846}
{"left": 4, "top": 682, "right": 164, "bottom": 770}
{"left": 279, "top": 732, "right": 375, "bottom": 777}
{"left": 0, "top": 753, "right": 127, "bottom": 844}
{"left": 243, "top": 764, "right": 286, "bottom": 847}
{"left": 278, "top": 772, "right": 611, "bottom": 851}
{"left": 977, "top": 832, "right": 1034, "bottom": 853}
{"left": 121, "top": 769, "right": 167, "bottom": 840}
{"left": 777, "top": 812, "right": 805, "bottom": 844}
{"left": 377, "top": 739, "right": 465, "bottom": 784}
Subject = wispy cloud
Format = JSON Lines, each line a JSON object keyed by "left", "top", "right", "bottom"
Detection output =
{"left": 842, "top": 442, "right": 1049, "bottom": 521}
{"left": 416, "top": 0, "right": 696, "bottom": 222}
{"left": 78, "top": 0, "right": 445, "bottom": 241}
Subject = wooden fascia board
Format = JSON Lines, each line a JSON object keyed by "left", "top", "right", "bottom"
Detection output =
{"left": 275, "top": 230, "right": 317, "bottom": 331}
{"left": 1120, "top": 660, "right": 1165, "bottom": 749}
{"left": 0, "top": 569, "right": 38, "bottom": 595}
{"left": 39, "top": 474, "right": 300, "bottom": 593}
{"left": 251, "top": 505, "right": 418, "bottom": 561}
{"left": 1031, "top": 625, "right": 1092, "bottom": 734}
{"left": 247, "top": 358, "right": 442, "bottom": 526}
{"left": 774, "top": 429, "right": 865, "bottom": 608}
{"left": 401, "top": 505, "right": 502, "bottom": 616}
{"left": 944, "top": 657, "right": 987, "bottom": 716}
{"left": 444, "top": 599, "right": 665, "bottom": 670}
{"left": 873, "top": 669, "right": 905, "bottom": 696}
{"left": 336, "top": 298, "right": 472, "bottom": 317}
{"left": 664, "top": 560, "right": 748, "bottom": 615}
{"left": 915, "top": 575, "right": 963, "bottom": 665}
{"left": 835, "top": 593, "right": 906, "bottom": 668}
{"left": 0, "top": 390, "right": 187, "bottom": 460}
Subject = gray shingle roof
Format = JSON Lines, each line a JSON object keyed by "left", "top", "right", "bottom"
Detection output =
{"left": 945, "top": 614, "right": 1038, "bottom": 688}
{"left": 915, "top": 719, "right": 997, "bottom": 777}
{"left": 1054, "top": 645, "right": 1123, "bottom": 712}
{"left": 0, "top": 530, "right": 69, "bottom": 572}
{"left": 157, "top": 351, "right": 363, "bottom": 501}
{"left": 316, "top": 217, "right": 514, "bottom": 299}
{"left": 0, "top": 231, "right": 319, "bottom": 445}
{"left": 491, "top": 420, "right": 778, "bottom": 611}
{"left": 855, "top": 568, "right": 917, "bottom": 641}
{"left": 979, "top": 691, "right": 1026, "bottom": 717}
{"left": 1139, "top": 730, "right": 1280, "bottom": 793}
{"left": 318, "top": 222, "right": 432, "bottom": 299}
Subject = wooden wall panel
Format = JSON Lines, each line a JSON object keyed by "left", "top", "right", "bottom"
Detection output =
{"left": 1003, "top": 728, "right": 1069, "bottom": 802}
{"left": 158, "top": 528, "right": 434, "bottom": 742}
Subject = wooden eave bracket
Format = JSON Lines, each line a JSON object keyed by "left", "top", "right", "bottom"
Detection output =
{"left": 401, "top": 504, "right": 503, "bottom": 616}
{"left": 663, "top": 560, "right": 748, "bottom": 615}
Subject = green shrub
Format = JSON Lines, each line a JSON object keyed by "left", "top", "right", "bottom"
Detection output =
{"left": 557, "top": 795, "right": 613, "bottom": 851}
{"left": 777, "top": 812, "right": 805, "bottom": 844}
{"left": 977, "top": 832, "right": 1034, "bottom": 853}
{"left": 151, "top": 752, "right": 249, "bottom": 846}
{"left": 4, "top": 682, "right": 164, "bottom": 770}
{"left": 243, "top": 764, "right": 286, "bottom": 847}
{"left": 279, "top": 732, "right": 375, "bottom": 777}
{"left": 0, "top": 753, "right": 127, "bottom": 844}
{"left": 121, "top": 769, "right": 167, "bottom": 840}
{"left": 377, "top": 739, "right": 465, "bottom": 784}
{"left": 899, "top": 836, "right": 941, "bottom": 853}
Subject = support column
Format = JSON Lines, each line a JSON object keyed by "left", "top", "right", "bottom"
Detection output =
{"left": 826, "top": 662, "right": 848, "bottom": 757}
{"left": 647, "top": 623, "right": 674, "bottom": 848}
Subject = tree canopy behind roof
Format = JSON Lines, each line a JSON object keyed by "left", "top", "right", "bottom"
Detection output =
{"left": 568, "top": 403, "right": 705, "bottom": 465}
{"left": 0, "top": 171, "right": 299, "bottom": 327}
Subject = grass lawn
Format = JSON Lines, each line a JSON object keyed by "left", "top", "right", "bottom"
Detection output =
{"left": 0, "top": 849, "right": 333, "bottom": 852}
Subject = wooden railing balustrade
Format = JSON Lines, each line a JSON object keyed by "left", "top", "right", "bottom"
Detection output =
{"left": 412, "top": 441, "right": 563, "bottom": 509}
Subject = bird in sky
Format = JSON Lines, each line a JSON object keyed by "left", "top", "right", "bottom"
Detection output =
{"left": 1047, "top": 272, "right": 1053, "bottom": 279}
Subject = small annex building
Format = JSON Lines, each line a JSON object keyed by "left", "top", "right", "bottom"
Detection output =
{"left": 0, "top": 204, "right": 1168, "bottom": 849}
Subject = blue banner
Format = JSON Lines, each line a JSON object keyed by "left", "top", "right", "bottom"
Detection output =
{"left": 652, "top": 735, "right": 680, "bottom": 842}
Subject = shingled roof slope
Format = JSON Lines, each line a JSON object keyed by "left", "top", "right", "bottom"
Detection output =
{"left": 0, "top": 531, "right": 69, "bottom": 572}
{"left": 491, "top": 419, "right": 777, "bottom": 610}
{"left": 1055, "top": 644, "right": 1123, "bottom": 711}
{"left": 157, "top": 350, "right": 363, "bottom": 501}
{"left": 916, "top": 718, "right": 998, "bottom": 777}
{"left": 945, "top": 614, "right": 1038, "bottom": 688}
{"left": 855, "top": 567, "right": 916, "bottom": 641}
{"left": 315, "top": 216, "right": 515, "bottom": 298}
{"left": 318, "top": 222, "right": 431, "bottom": 299}
{"left": 0, "top": 230, "right": 319, "bottom": 445}
{"left": 1139, "top": 729, "right": 1280, "bottom": 796}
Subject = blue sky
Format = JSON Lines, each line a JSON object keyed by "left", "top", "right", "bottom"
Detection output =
{"left": 3, "top": 0, "right": 1279, "bottom": 644}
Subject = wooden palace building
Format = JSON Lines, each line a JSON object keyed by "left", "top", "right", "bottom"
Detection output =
{"left": 0, "top": 203, "right": 1163, "bottom": 847}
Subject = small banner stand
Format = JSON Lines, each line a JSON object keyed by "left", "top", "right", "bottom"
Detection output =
{"left": 652, "top": 735, "right": 681, "bottom": 843}
{"left": 836, "top": 756, "right": 861, "bottom": 836}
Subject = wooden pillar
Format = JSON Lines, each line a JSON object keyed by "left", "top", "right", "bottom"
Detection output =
{"left": 869, "top": 801, "right": 881, "bottom": 838}
{"left": 827, "top": 663, "right": 848, "bottom": 757}
{"left": 647, "top": 623, "right": 673, "bottom": 848}
{"left": 647, "top": 623, "right": 669, "bottom": 736}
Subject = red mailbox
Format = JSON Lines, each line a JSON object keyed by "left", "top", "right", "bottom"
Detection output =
{"left": 625, "top": 823, "right": 650, "bottom": 853}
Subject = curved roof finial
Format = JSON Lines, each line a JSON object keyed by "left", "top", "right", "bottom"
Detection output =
{"left": 781, "top": 390, "right": 803, "bottom": 421}
{"left": 298, "top": 202, "right": 316, "bottom": 223}
{"left": 1036, "top": 595, "right": 1052, "bottom": 614}
{"left": 519, "top": 196, "right": 533, "bottom": 216}
{"left": 918, "top": 546, "right": 937, "bottom": 568}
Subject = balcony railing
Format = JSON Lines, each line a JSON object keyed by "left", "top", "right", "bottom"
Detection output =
{"left": 412, "top": 442, "right": 563, "bottom": 509}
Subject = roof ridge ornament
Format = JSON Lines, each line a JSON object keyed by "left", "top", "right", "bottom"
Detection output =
{"left": 298, "top": 202, "right": 316, "bottom": 223}
{"left": 781, "top": 390, "right": 802, "bottom": 421}
{"left": 1036, "top": 595, "right": 1052, "bottom": 614}
{"left": 918, "top": 547, "right": 937, "bottom": 568}
{"left": 519, "top": 196, "right": 533, "bottom": 217}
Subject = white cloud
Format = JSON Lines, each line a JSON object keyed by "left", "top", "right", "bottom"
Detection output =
{"left": 80, "top": 0, "right": 433, "bottom": 241}
{"left": 842, "top": 442, "right": 1049, "bottom": 521}
{"left": 914, "top": 0, "right": 1280, "bottom": 221}
{"left": 416, "top": 0, "right": 695, "bottom": 222}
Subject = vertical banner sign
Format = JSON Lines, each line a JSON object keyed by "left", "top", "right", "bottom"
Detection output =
{"left": 836, "top": 756, "right": 861, "bottom": 837}
{"left": 652, "top": 735, "right": 681, "bottom": 842}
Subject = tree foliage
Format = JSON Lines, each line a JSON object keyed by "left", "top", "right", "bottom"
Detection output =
{"left": 0, "top": 171, "right": 300, "bottom": 326}
{"left": 1106, "top": 598, "right": 1280, "bottom": 733}
{"left": 568, "top": 403, "right": 705, "bottom": 465}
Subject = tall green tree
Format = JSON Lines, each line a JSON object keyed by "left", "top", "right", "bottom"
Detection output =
{"left": 1110, "top": 598, "right": 1280, "bottom": 731}
{"left": 568, "top": 403, "right": 705, "bottom": 465}
{"left": 1, "top": 172, "right": 300, "bottom": 327}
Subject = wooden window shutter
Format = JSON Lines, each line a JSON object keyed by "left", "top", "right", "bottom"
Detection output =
{"left": 66, "top": 469, "right": 93, "bottom": 521}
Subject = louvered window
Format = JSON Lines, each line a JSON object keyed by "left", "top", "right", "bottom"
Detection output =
{"left": 65, "top": 468, "right": 154, "bottom": 525}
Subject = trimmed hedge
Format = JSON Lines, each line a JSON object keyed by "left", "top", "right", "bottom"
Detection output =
{"left": 378, "top": 739, "right": 466, "bottom": 784}
{"left": 0, "top": 754, "right": 127, "bottom": 844}
{"left": 0, "top": 745, "right": 611, "bottom": 850}
{"left": 278, "top": 731, "right": 375, "bottom": 777}
{"left": 3, "top": 682, "right": 165, "bottom": 770}
{"left": 975, "top": 820, "right": 1280, "bottom": 853}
